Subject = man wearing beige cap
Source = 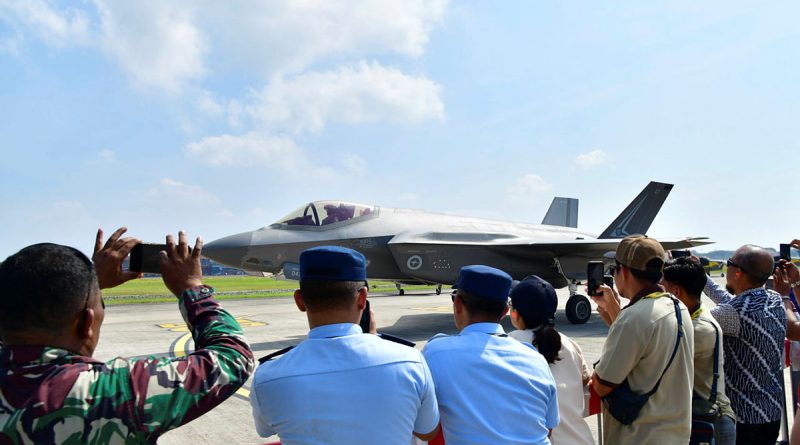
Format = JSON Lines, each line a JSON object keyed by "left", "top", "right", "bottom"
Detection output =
{"left": 590, "top": 235, "right": 694, "bottom": 444}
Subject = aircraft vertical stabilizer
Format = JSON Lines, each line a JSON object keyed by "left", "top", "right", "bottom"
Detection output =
{"left": 598, "top": 182, "right": 673, "bottom": 239}
{"left": 541, "top": 197, "right": 578, "bottom": 228}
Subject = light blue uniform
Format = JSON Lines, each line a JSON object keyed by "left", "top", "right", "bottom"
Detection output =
{"left": 250, "top": 323, "right": 439, "bottom": 445}
{"left": 422, "top": 322, "right": 559, "bottom": 445}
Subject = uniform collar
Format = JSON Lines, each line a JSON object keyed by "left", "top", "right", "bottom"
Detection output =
{"left": 626, "top": 284, "right": 665, "bottom": 307}
{"left": 460, "top": 322, "right": 505, "bottom": 335}
{"left": 308, "top": 323, "right": 363, "bottom": 339}
{"left": 0, "top": 346, "right": 86, "bottom": 367}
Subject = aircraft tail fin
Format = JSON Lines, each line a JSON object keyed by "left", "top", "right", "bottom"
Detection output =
{"left": 598, "top": 182, "right": 673, "bottom": 239}
{"left": 541, "top": 197, "right": 578, "bottom": 228}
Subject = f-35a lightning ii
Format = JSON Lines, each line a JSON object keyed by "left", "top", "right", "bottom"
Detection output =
{"left": 203, "top": 181, "right": 710, "bottom": 324}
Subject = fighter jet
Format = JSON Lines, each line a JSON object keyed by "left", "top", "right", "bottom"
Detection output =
{"left": 204, "top": 181, "right": 710, "bottom": 324}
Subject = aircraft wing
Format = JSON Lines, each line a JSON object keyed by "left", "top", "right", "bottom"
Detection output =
{"left": 387, "top": 235, "right": 713, "bottom": 286}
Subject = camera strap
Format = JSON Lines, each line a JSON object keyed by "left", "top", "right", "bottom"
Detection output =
{"left": 644, "top": 295, "right": 684, "bottom": 396}
{"left": 708, "top": 322, "right": 720, "bottom": 405}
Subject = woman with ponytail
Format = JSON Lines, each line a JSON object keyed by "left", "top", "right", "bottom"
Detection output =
{"left": 508, "top": 275, "right": 594, "bottom": 445}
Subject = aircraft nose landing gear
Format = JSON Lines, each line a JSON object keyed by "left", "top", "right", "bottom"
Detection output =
{"left": 565, "top": 281, "right": 591, "bottom": 324}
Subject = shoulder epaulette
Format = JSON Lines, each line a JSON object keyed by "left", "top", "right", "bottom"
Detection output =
{"left": 258, "top": 345, "right": 295, "bottom": 364}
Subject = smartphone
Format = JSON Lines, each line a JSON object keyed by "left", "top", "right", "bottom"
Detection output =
{"left": 129, "top": 243, "right": 167, "bottom": 274}
{"left": 603, "top": 274, "right": 614, "bottom": 289}
{"left": 671, "top": 250, "right": 690, "bottom": 258}
{"left": 587, "top": 261, "right": 604, "bottom": 297}
{"left": 780, "top": 244, "right": 791, "bottom": 261}
{"left": 359, "top": 299, "right": 371, "bottom": 333}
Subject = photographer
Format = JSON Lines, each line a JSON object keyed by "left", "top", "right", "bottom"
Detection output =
{"left": 591, "top": 235, "right": 694, "bottom": 444}
{"left": 662, "top": 257, "right": 736, "bottom": 445}
{"left": 0, "top": 228, "right": 254, "bottom": 443}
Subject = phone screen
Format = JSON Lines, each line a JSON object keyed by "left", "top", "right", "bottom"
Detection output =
{"left": 587, "top": 261, "right": 604, "bottom": 296}
{"left": 780, "top": 244, "right": 791, "bottom": 261}
{"left": 129, "top": 243, "right": 167, "bottom": 274}
{"left": 359, "top": 299, "right": 371, "bottom": 333}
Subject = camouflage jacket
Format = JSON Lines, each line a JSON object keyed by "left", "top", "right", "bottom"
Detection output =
{"left": 0, "top": 286, "right": 255, "bottom": 444}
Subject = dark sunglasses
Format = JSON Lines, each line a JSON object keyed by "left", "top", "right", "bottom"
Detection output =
{"left": 726, "top": 258, "right": 747, "bottom": 273}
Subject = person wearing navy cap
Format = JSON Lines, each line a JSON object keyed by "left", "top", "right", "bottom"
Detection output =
{"left": 422, "top": 265, "right": 559, "bottom": 445}
{"left": 249, "top": 246, "right": 440, "bottom": 445}
{"left": 508, "top": 275, "right": 594, "bottom": 445}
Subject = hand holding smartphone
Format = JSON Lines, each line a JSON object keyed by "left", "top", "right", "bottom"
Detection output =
{"left": 130, "top": 243, "right": 191, "bottom": 274}
{"left": 587, "top": 261, "right": 604, "bottom": 297}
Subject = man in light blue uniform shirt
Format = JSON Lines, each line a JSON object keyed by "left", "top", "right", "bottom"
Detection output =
{"left": 423, "top": 265, "right": 559, "bottom": 445}
{"left": 250, "top": 246, "right": 440, "bottom": 445}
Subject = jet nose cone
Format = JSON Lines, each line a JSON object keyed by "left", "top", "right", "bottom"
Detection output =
{"left": 203, "top": 231, "right": 254, "bottom": 268}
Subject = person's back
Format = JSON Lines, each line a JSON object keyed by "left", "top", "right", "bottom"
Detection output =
{"left": 424, "top": 326, "right": 557, "bottom": 444}
{"left": 250, "top": 246, "right": 439, "bottom": 445}
{"left": 0, "top": 229, "right": 254, "bottom": 444}
{"left": 507, "top": 275, "right": 593, "bottom": 445}
{"left": 252, "top": 324, "right": 435, "bottom": 445}
{"left": 423, "top": 266, "right": 558, "bottom": 445}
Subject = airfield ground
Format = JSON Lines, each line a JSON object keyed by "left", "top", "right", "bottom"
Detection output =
{"left": 94, "top": 276, "right": 794, "bottom": 444}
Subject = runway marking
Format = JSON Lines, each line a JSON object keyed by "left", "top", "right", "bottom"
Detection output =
{"left": 158, "top": 317, "right": 267, "bottom": 332}
{"left": 410, "top": 306, "right": 451, "bottom": 313}
{"left": 170, "top": 332, "right": 252, "bottom": 400}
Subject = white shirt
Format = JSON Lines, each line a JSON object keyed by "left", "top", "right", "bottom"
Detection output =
{"left": 509, "top": 330, "right": 595, "bottom": 445}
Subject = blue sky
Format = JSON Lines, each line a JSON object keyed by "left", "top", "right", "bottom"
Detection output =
{"left": 1, "top": 1, "right": 798, "bottom": 260}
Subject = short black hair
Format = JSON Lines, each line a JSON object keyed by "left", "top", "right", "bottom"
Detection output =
{"left": 456, "top": 290, "right": 507, "bottom": 321}
{"left": 299, "top": 280, "right": 365, "bottom": 312}
{"left": 628, "top": 258, "right": 664, "bottom": 283}
{"left": 0, "top": 243, "right": 96, "bottom": 335}
{"left": 663, "top": 257, "right": 706, "bottom": 298}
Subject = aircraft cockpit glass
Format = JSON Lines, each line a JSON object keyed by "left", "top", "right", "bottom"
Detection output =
{"left": 273, "top": 201, "right": 377, "bottom": 229}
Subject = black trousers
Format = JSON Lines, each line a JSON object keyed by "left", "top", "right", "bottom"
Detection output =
{"left": 735, "top": 420, "right": 780, "bottom": 445}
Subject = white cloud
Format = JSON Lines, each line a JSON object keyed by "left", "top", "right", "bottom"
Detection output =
{"left": 147, "top": 178, "right": 221, "bottom": 207}
{"left": 94, "top": 0, "right": 207, "bottom": 92}
{"left": 249, "top": 61, "right": 444, "bottom": 134}
{"left": 201, "top": 0, "right": 449, "bottom": 75}
{"left": 185, "top": 132, "right": 306, "bottom": 170}
{"left": 574, "top": 149, "right": 608, "bottom": 170}
{"left": 0, "top": 0, "right": 90, "bottom": 46}
{"left": 342, "top": 154, "right": 367, "bottom": 175}
{"left": 506, "top": 174, "right": 552, "bottom": 196}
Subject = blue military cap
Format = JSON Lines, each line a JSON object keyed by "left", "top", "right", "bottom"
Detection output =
{"left": 509, "top": 275, "right": 557, "bottom": 328}
{"left": 455, "top": 265, "right": 512, "bottom": 301}
{"left": 299, "top": 246, "right": 367, "bottom": 282}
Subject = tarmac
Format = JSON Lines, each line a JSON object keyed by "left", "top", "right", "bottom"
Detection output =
{"left": 93, "top": 277, "right": 795, "bottom": 444}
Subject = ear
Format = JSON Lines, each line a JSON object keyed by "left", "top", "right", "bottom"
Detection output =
{"left": 294, "top": 289, "right": 307, "bottom": 312}
{"left": 453, "top": 294, "right": 463, "bottom": 314}
{"left": 356, "top": 287, "right": 368, "bottom": 311}
{"left": 78, "top": 308, "right": 96, "bottom": 340}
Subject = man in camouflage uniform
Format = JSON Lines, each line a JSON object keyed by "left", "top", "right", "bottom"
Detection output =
{"left": 0, "top": 228, "right": 255, "bottom": 444}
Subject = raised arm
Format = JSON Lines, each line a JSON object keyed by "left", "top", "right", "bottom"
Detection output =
{"left": 117, "top": 231, "right": 254, "bottom": 439}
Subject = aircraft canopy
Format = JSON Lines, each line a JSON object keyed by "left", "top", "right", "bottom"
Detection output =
{"left": 273, "top": 201, "right": 376, "bottom": 228}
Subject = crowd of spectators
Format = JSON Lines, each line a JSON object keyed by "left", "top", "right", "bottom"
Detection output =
{"left": 1, "top": 229, "right": 799, "bottom": 445}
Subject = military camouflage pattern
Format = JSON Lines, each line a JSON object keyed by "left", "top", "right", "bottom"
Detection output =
{"left": 0, "top": 287, "right": 255, "bottom": 444}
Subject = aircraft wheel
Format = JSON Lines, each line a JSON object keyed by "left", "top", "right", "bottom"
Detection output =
{"left": 399, "top": 289, "right": 405, "bottom": 296}
{"left": 435, "top": 285, "right": 442, "bottom": 295}
{"left": 566, "top": 295, "right": 591, "bottom": 325}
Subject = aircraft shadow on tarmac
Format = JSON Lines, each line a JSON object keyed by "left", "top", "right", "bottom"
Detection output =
{"left": 377, "top": 309, "right": 609, "bottom": 344}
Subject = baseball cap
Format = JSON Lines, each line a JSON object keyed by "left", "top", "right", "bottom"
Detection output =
{"left": 299, "top": 246, "right": 367, "bottom": 282}
{"left": 509, "top": 275, "right": 557, "bottom": 328}
{"left": 455, "top": 265, "right": 512, "bottom": 301}
{"left": 612, "top": 235, "right": 666, "bottom": 272}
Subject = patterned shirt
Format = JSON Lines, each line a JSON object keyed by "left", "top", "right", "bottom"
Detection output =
{"left": 0, "top": 286, "right": 255, "bottom": 444}
{"left": 705, "top": 277, "right": 786, "bottom": 423}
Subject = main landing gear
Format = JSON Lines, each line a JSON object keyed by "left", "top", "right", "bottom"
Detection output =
{"left": 565, "top": 281, "right": 591, "bottom": 325}
{"left": 435, "top": 284, "right": 442, "bottom": 295}
{"left": 395, "top": 283, "right": 405, "bottom": 296}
